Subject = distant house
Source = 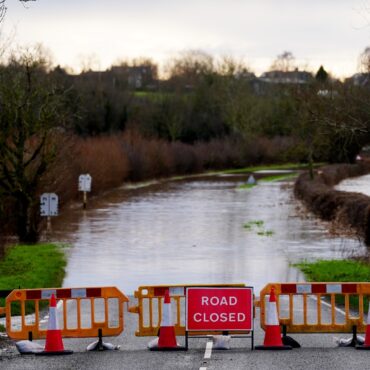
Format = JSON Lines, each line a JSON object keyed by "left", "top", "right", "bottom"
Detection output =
{"left": 259, "top": 69, "right": 313, "bottom": 84}
{"left": 345, "top": 73, "right": 370, "bottom": 87}
{"left": 110, "top": 65, "right": 158, "bottom": 89}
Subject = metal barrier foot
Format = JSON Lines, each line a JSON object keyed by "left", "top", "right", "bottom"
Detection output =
{"left": 282, "top": 335, "right": 300, "bottom": 348}
{"left": 344, "top": 326, "right": 363, "bottom": 348}
{"left": 86, "top": 329, "right": 121, "bottom": 351}
{"left": 282, "top": 326, "right": 301, "bottom": 348}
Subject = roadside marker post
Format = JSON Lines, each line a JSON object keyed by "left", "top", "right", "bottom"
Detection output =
{"left": 185, "top": 287, "right": 254, "bottom": 350}
{"left": 78, "top": 174, "right": 92, "bottom": 209}
{"left": 40, "top": 193, "right": 59, "bottom": 231}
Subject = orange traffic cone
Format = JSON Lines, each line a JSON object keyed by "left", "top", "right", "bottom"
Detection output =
{"left": 149, "top": 289, "right": 185, "bottom": 351}
{"left": 256, "top": 287, "right": 292, "bottom": 350}
{"left": 357, "top": 303, "right": 370, "bottom": 350}
{"left": 37, "top": 294, "right": 73, "bottom": 356}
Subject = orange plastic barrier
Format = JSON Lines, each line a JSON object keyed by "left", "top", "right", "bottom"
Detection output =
{"left": 6, "top": 286, "right": 129, "bottom": 340}
{"left": 257, "top": 283, "right": 370, "bottom": 334}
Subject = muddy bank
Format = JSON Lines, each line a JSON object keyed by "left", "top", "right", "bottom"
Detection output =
{"left": 294, "top": 162, "right": 370, "bottom": 245}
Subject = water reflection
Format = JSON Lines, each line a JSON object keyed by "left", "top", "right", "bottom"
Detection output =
{"left": 48, "top": 176, "right": 365, "bottom": 294}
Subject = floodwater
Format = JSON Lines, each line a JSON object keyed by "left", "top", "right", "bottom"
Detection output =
{"left": 336, "top": 174, "right": 370, "bottom": 196}
{"left": 48, "top": 174, "right": 365, "bottom": 295}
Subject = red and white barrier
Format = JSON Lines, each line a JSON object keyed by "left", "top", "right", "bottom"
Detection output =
{"left": 280, "top": 283, "right": 357, "bottom": 294}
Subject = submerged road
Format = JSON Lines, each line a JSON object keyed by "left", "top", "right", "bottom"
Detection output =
{"left": 1, "top": 296, "right": 369, "bottom": 370}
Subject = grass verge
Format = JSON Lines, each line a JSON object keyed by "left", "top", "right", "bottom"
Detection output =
{"left": 295, "top": 259, "right": 370, "bottom": 309}
{"left": 0, "top": 243, "right": 67, "bottom": 316}
{"left": 259, "top": 172, "right": 298, "bottom": 182}
{"left": 238, "top": 172, "right": 298, "bottom": 189}
{"left": 222, "top": 162, "right": 324, "bottom": 175}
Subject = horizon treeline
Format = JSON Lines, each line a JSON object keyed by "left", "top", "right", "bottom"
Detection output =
{"left": 1, "top": 47, "right": 370, "bottom": 242}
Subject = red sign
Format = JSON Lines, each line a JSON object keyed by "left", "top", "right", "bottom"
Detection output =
{"left": 186, "top": 287, "right": 253, "bottom": 331}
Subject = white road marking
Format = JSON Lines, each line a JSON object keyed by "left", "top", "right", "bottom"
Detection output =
{"left": 204, "top": 340, "right": 213, "bottom": 359}
{"left": 310, "top": 295, "right": 347, "bottom": 316}
{"left": 199, "top": 340, "right": 213, "bottom": 370}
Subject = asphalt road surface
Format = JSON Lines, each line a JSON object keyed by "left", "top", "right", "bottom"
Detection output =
{"left": 0, "top": 295, "right": 369, "bottom": 370}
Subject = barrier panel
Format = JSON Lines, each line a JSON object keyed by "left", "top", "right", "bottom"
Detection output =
{"left": 257, "top": 282, "right": 370, "bottom": 334}
{"left": 6, "top": 286, "right": 129, "bottom": 340}
{"left": 129, "top": 284, "right": 248, "bottom": 337}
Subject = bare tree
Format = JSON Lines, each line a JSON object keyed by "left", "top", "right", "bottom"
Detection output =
{"left": 359, "top": 46, "right": 370, "bottom": 73}
{"left": 165, "top": 50, "right": 214, "bottom": 88}
{"left": 0, "top": 49, "right": 70, "bottom": 242}
{"left": 0, "top": 1, "right": 35, "bottom": 23}
{"left": 270, "top": 51, "right": 296, "bottom": 72}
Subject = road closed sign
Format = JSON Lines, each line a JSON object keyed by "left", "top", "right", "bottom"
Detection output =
{"left": 186, "top": 287, "right": 253, "bottom": 331}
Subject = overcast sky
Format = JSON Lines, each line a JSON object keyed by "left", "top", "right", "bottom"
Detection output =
{"left": 3, "top": 0, "right": 370, "bottom": 77}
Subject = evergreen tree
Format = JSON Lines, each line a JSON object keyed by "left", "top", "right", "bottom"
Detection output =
{"left": 315, "top": 65, "right": 328, "bottom": 83}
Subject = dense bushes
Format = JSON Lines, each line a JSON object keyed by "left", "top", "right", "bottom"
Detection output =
{"left": 294, "top": 163, "right": 370, "bottom": 244}
{"left": 38, "top": 131, "right": 303, "bottom": 209}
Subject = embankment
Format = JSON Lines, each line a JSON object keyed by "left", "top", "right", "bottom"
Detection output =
{"left": 294, "top": 162, "right": 370, "bottom": 245}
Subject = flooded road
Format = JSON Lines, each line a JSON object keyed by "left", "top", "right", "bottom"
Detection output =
{"left": 48, "top": 174, "right": 365, "bottom": 294}
{"left": 336, "top": 173, "right": 370, "bottom": 196}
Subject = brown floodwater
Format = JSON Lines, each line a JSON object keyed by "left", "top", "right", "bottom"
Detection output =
{"left": 46, "top": 174, "right": 365, "bottom": 294}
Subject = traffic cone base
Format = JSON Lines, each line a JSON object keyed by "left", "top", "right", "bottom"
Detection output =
{"left": 36, "top": 350, "right": 74, "bottom": 356}
{"left": 356, "top": 346, "right": 370, "bottom": 350}
{"left": 255, "top": 344, "right": 292, "bottom": 350}
{"left": 150, "top": 346, "right": 186, "bottom": 351}
{"left": 158, "top": 326, "right": 177, "bottom": 348}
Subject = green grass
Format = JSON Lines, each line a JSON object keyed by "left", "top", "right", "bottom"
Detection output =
{"left": 222, "top": 162, "right": 323, "bottom": 175}
{"left": 295, "top": 259, "right": 370, "bottom": 309}
{"left": 238, "top": 172, "right": 298, "bottom": 189}
{"left": 243, "top": 220, "right": 274, "bottom": 236}
{"left": 243, "top": 220, "right": 264, "bottom": 229}
{"left": 257, "top": 230, "right": 274, "bottom": 236}
{"left": 0, "top": 243, "right": 67, "bottom": 315}
{"left": 294, "top": 260, "right": 370, "bottom": 282}
{"left": 259, "top": 172, "right": 298, "bottom": 182}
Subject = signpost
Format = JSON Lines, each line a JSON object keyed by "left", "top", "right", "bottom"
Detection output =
{"left": 40, "top": 193, "right": 59, "bottom": 231}
{"left": 186, "top": 287, "right": 254, "bottom": 349}
{"left": 78, "top": 174, "right": 92, "bottom": 209}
